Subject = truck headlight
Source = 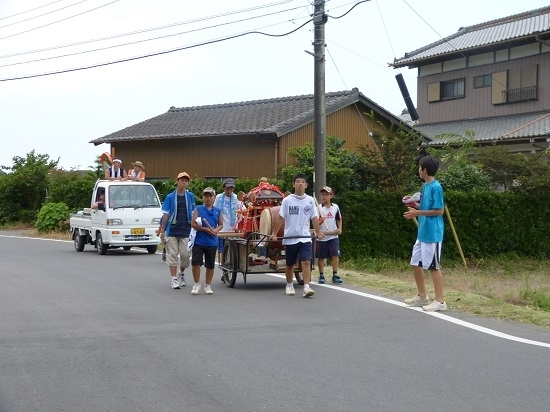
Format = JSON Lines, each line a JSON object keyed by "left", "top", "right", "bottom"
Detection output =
{"left": 107, "top": 219, "right": 123, "bottom": 226}
{"left": 151, "top": 217, "right": 161, "bottom": 225}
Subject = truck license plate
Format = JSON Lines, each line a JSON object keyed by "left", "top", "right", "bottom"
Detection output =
{"left": 131, "top": 227, "right": 145, "bottom": 235}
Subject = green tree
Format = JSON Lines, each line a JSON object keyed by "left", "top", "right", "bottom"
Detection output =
{"left": 357, "top": 115, "right": 425, "bottom": 193}
{"left": 0, "top": 151, "right": 58, "bottom": 223}
{"left": 429, "top": 132, "right": 492, "bottom": 192}
{"left": 279, "top": 135, "right": 369, "bottom": 195}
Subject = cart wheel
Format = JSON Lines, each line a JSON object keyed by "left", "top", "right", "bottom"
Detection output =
{"left": 295, "top": 271, "right": 304, "bottom": 285}
{"left": 221, "top": 241, "right": 238, "bottom": 288}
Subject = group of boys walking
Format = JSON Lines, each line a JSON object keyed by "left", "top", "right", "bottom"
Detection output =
{"left": 157, "top": 172, "right": 344, "bottom": 298}
{"left": 156, "top": 156, "right": 448, "bottom": 312}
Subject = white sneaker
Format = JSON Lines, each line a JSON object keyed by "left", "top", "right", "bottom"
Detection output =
{"left": 303, "top": 287, "right": 315, "bottom": 298}
{"left": 422, "top": 300, "right": 447, "bottom": 312}
{"left": 404, "top": 295, "right": 430, "bottom": 307}
{"left": 285, "top": 285, "right": 295, "bottom": 296}
{"left": 204, "top": 285, "right": 213, "bottom": 295}
{"left": 178, "top": 273, "right": 186, "bottom": 287}
{"left": 171, "top": 277, "right": 180, "bottom": 289}
{"left": 191, "top": 283, "right": 201, "bottom": 295}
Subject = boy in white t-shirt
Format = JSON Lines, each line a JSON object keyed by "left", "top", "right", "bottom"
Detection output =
{"left": 316, "top": 186, "right": 343, "bottom": 284}
{"left": 270, "top": 173, "right": 325, "bottom": 297}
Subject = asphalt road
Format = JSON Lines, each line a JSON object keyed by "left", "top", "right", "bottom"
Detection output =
{"left": 1, "top": 232, "right": 549, "bottom": 412}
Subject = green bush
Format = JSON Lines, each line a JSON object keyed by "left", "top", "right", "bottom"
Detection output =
{"left": 35, "top": 202, "right": 70, "bottom": 232}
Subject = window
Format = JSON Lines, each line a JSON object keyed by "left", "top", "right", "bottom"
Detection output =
{"left": 427, "top": 78, "right": 465, "bottom": 102}
{"left": 441, "top": 78, "right": 465, "bottom": 99}
{"left": 492, "top": 65, "right": 538, "bottom": 105}
{"left": 474, "top": 74, "right": 492, "bottom": 88}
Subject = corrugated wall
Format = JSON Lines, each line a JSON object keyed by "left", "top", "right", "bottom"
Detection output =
{"left": 417, "top": 54, "right": 550, "bottom": 124}
{"left": 278, "top": 105, "right": 381, "bottom": 165}
{"left": 111, "top": 135, "right": 277, "bottom": 180}
{"left": 108, "top": 103, "right": 392, "bottom": 180}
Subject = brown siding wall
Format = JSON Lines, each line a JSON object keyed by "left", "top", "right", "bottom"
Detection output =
{"left": 417, "top": 53, "right": 550, "bottom": 124}
{"left": 111, "top": 135, "right": 276, "bottom": 180}
{"left": 108, "top": 103, "right": 393, "bottom": 180}
{"left": 278, "top": 105, "right": 381, "bottom": 165}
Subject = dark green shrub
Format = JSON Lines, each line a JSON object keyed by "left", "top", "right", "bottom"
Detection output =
{"left": 35, "top": 202, "right": 70, "bottom": 232}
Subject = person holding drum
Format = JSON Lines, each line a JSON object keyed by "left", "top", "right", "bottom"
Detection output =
{"left": 316, "top": 186, "right": 344, "bottom": 284}
{"left": 270, "top": 173, "right": 325, "bottom": 297}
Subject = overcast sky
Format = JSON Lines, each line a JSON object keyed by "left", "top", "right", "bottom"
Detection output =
{"left": 1, "top": 0, "right": 548, "bottom": 170}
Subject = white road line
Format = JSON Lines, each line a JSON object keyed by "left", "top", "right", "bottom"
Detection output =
{"left": 266, "top": 273, "right": 550, "bottom": 348}
{"left": 2, "top": 235, "right": 549, "bottom": 348}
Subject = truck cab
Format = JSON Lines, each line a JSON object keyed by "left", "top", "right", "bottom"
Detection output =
{"left": 71, "top": 180, "right": 162, "bottom": 255}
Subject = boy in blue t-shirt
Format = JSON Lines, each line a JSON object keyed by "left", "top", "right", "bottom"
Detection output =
{"left": 403, "top": 155, "right": 447, "bottom": 312}
{"left": 190, "top": 187, "right": 223, "bottom": 295}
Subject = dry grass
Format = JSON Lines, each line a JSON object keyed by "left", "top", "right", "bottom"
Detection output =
{"left": 335, "top": 258, "right": 550, "bottom": 328}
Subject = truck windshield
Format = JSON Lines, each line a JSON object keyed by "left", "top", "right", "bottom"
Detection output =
{"left": 108, "top": 185, "right": 161, "bottom": 209}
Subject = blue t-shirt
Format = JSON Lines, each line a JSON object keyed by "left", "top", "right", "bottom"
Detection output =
{"left": 417, "top": 180, "right": 444, "bottom": 243}
{"left": 194, "top": 205, "right": 221, "bottom": 247}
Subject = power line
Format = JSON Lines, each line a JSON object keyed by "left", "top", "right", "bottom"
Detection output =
{"left": 0, "top": 0, "right": 62, "bottom": 21}
{"left": 0, "top": 0, "right": 120, "bottom": 41}
{"left": 0, "top": 0, "right": 297, "bottom": 58}
{"left": 0, "top": 17, "right": 313, "bottom": 82}
{"left": 0, "top": 4, "right": 307, "bottom": 68}
{"left": 0, "top": 0, "right": 90, "bottom": 29}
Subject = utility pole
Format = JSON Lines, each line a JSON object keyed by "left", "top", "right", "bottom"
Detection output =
{"left": 312, "top": 0, "right": 327, "bottom": 198}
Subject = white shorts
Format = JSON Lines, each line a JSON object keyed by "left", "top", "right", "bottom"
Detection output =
{"left": 410, "top": 239, "right": 441, "bottom": 270}
{"left": 165, "top": 237, "right": 190, "bottom": 268}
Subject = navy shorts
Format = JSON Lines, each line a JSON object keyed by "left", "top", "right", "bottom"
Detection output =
{"left": 316, "top": 238, "right": 340, "bottom": 259}
{"left": 284, "top": 242, "right": 312, "bottom": 266}
{"left": 192, "top": 245, "right": 217, "bottom": 269}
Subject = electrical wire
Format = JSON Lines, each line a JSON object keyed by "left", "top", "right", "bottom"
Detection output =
{"left": 0, "top": 4, "right": 307, "bottom": 68}
{"left": 0, "top": 0, "right": 62, "bottom": 21}
{"left": 0, "top": 0, "right": 298, "bottom": 58}
{"left": 327, "top": 0, "right": 370, "bottom": 19}
{"left": 0, "top": 1, "right": 120, "bottom": 41}
{"left": 0, "top": 17, "right": 313, "bottom": 82}
{"left": 0, "top": 0, "right": 90, "bottom": 30}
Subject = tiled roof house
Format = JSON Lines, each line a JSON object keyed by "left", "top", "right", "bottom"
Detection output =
{"left": 91, "top": 88, "right": 414, "bottom": 180}
{"left": 391, "top": 7, "right": 550, "bottom": 152}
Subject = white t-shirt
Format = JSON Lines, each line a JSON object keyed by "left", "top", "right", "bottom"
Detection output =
{"left": 278, "top": 194, "right": 318, "bottom": 245}
{"left": 318, "top": 203, "right": 341, "bottom": 242}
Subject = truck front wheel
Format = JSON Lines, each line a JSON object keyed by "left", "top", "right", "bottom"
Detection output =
{"left": 146, "top": 245, "right": 158, "bottom": 254}
{"left": 73, "top": 230, "right": 86, "bottom": 252}
{"left": 96, "top": 233, "right": 108, "bottom": 255}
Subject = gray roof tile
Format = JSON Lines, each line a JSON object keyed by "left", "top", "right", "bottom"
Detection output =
{"left": 391, "top": 7, "right": 550, "bottom": 67}
{"left": 417, "top": 111, "right": 550, "bottom": 145}
{"left": 91, "top": 88, "right": 406, "bottom": 144}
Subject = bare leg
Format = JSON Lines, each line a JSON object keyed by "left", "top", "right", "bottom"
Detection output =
{"left": 192, "top": 265, "right": 201, "bottom": 283}
{"left": 331, "top": 256, "right": 339, "bottom": 273}
{"left": 430, "top": 268, "right": 444, "bottom": 302}
{"left": 205, "top": 268, "right": 214, "bottom": 285}
{"left": 301, "top": 261, "right": 311, "bottom": 284}
{"left": 412, "top": 265, "right": 427, "bottom": 298}
{"left": 169, "top": 266, "right": 177, "bottom": 277}
{"left": 318, "top": 258, "right": 325, "bottom": 274}
{"left": 285, "top": 265, "right": 294, "bottom": 283}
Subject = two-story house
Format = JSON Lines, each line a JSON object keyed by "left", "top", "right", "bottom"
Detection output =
{"left": 391, "top": 7, "right": 550, "bottom": 153}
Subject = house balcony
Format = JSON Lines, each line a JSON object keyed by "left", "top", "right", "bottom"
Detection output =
{"left": 502, "top": 86, "right": 537, "bottom": 103}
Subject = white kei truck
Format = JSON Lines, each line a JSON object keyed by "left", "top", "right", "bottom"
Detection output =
{"left": 69, "top": 180, "right": 162, "bottom": 255}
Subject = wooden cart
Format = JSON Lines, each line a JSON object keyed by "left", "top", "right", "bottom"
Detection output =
{"left": 218, "top": 232, "right": 316, "bottom": 288}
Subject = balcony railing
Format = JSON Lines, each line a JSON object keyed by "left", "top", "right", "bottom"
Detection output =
{"left": 502, "top": 86, "right": 537, "bottom": 103}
